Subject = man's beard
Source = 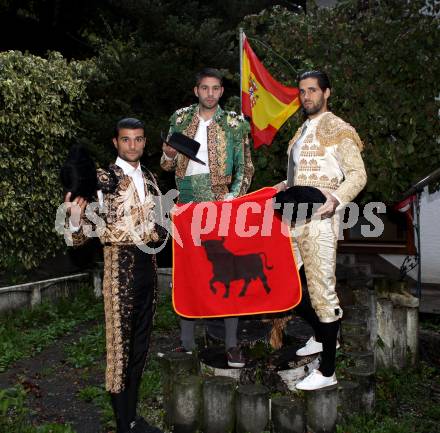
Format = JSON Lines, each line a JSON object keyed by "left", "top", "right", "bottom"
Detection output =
{"left": 302, "top": 96, "right": 325, "bottom": 115}
{"left": 200, "top": 98, "right": 219, "bottom": 110}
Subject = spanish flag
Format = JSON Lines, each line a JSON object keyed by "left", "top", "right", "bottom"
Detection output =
{"left": 241, "top": 34, "right": 300, "bottom": 148}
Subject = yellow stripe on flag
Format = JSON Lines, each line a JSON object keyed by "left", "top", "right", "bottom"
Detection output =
{"left": 242, "top": 52, "right": 300, "bottom": 131}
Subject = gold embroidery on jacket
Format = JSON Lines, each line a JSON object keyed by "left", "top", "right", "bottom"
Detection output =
{"left": 299, "top": 158, "right": 320, "bottom": 172}
{"left": 300, "top": 143, "right": 325, "bottom": 158}
{"left": 208, "top": 123, "right": 230, "bottom": 187}
{"left": 296, "top": 173, "right": 339, "bottom": 190}
{"left": 287, "top": 125, "right": 305, "bottom": 154}
{"left": 316, "top": 112, "right": 364, "bottom": 150}
{"left": 333, "top": 138, "right": 368, "bottom": 203}
{"left": 239, "top": 135, "right": 255, "bottom": 197}
{"left": 174, "top": 114, "right": 199, "bottom": 178}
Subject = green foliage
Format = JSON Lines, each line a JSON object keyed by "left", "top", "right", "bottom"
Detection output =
{"left": 78, "top": 385, "right": 114, "bottom": 429}
{"left": 0, "top": 50, "right": 97, "bottom": 273}
{"left": 64, "top": 323, "right": 105, "bottom": 368}
{"left": 0, "top": 386, "right": 75, "bottom": 433}
{"left": 139, "top": 358, "right": 163, "bottom": 398}
{"left": 337, "top": 415, "right": 415, "bottom": 433}
{"left": 0, "top": 285, "right": 102, "bottom": 371}
{"left": 77, "top": 359, "right": 164, "bottom": 431}
{"left": 0, "top": 386, "right": 32, "bottom": 433}
{"left": 0, "top": 386, "right": 27, "bottom": 418}
{"left": 154, "top": 292, "right": 179, "bottom": 331}
{"left": 420, "top": 314, "right": 440, "bottom": 332}
{"left": 246, "top": 340, "right": 273, "bottom": 360}
{"left": 77, "top": 385, "right": 105, "bottom": 402}
{"left": 137, "top": 358, "right": 166, "bottom": 429}
{"left": 34, "top": 425, "right": 76, "bottom": 433}
{"left": 243, "top": 0, "right": 440, "bottom": 202}
{"left": 339, "top": 363, "right": 440, "bottom": 433}
{"left": 77, "top": 1, "right": 278, "bottom": 170}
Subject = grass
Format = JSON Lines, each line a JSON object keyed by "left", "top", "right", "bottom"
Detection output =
{"left": 5, "top": 286, "right": 440, "bottom": 433}
{"left": 78, "top": 385, "right": 114, "bottom": 430}
{"left": 420, "top": 313, "right": 440, "bottom": 332}
{"left": 0, "top": 286, "right": 103, "bottom": 372}
{"left": 0, "top": 284, "right": 179, "bottom": 432}
{"left": 64, "top": 323, "right": 105, "bottom": 368}
{"left": 154, "top": 292, "right": 179, "bottom": 331}
{"left": 338, "top": 363, "right": 440, "bottom": 433}
{"left": 138, "top": 358, "right": 165, "bottom": 428}
{"left": 0, "top": 386, "right": 76, "bottom": 433}
{"left": 139, "top": 358, "right": 163, "bottom": 397}
{"left": 76, "top": 359, "right": 165, "bottom": 431}
{"left": 70, "top": 292, "right": 177, "bottom": 431}
{"left": 0, "top": 288, "right": 177, "bottom": 373}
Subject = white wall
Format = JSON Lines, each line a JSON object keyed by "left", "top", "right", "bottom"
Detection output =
{"left": 381, "top": 187, "right": 440, "bottom": 284}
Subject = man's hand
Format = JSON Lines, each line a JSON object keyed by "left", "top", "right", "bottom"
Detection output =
{"left": 273, "top": 181, "right": 287, "bottom": 192}
{"left": 223, "top": 193, "right": 234, "bottom": 201}
{"left": 316, "top": 189, "right": 340, "bottom": 219}
{"left": 162, "top": 142, "right": 177, "bottom": 159}
{"left": 64, "top": 192, "right": 87, "bottom": 227}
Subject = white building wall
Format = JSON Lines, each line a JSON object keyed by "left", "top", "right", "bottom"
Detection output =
{"left": 381, "top": 187, "right": 440, "bottom": 284}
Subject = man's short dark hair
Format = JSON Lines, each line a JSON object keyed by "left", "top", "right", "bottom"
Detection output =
{"left": 114, "top": 117, "right": 145, "bottom": 138}
{"left": 298, "top": 70, "right": 331, "bottom": 92}
{"left": 195, "top": 68, "right": 223, "bottom": 87}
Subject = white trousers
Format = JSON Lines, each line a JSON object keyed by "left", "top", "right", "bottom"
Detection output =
{"left": 291, "top": 216, "right": 342, "bottom": 323}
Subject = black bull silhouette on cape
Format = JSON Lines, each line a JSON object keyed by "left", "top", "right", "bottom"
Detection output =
{"left": 201, "top": 238, "right": 273, "bottom": 298}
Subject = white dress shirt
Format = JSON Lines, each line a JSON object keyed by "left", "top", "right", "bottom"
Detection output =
{"left": 70, "top": 157, "right": 146, "bottom": 231}
{"left": 283, "top": 119, "right": 310, "bottom": 186}
{"left": 162, "top": 116, "right": 212, "bottom": 176}
{"left": 113, "top": 156, "right": 146, "bottom": 203}
{"left": 184, "top": 117, "right": 211, "bottom": 176}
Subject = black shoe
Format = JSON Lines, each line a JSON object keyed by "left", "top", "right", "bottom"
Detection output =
{"left": 130, "top": 416, "right": 163, "bottom": 433}
{"left": 157, "top": 345, "right": 193, "bottom": 357}
{"left": 226, "top": 346, "right": 245, "bottom": 368}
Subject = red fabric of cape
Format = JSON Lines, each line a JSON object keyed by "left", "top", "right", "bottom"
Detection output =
{"left": 172, "top": 187, "right": 301, "bottom": 318}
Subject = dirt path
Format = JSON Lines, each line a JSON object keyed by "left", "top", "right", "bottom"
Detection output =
{"left": 0, "top": 320, "right": 180, "bottom": 433}
{"left": 0, "top": 321, "right": 103, "bottom": 433}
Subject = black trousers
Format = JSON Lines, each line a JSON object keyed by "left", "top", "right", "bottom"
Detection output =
{"left": 110, "top": 250, "right": 155, "bottom": 433}
{"left": 295, "top": 266, "right": 340, "bottom": 377}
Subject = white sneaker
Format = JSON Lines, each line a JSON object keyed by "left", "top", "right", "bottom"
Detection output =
{"left": 295, "top": 337, "right": 340, "bottom": 356}
{"left": 295, "top": 369, "right": 337, "bottom": 390}
{"left": 296, "top": 337, "right": 322, "bottom": 356}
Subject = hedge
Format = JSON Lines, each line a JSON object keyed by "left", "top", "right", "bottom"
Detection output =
{"left": 0, "top": 51, "right": 97, "bottom": 274}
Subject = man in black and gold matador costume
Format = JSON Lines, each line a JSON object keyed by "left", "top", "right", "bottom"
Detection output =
{"left": 65, "top": 118, "right": 164, "bottom": 433}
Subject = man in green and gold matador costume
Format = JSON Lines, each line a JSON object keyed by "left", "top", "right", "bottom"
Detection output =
{"left": 161, "top": 67, "right": 254, "bottom": 367}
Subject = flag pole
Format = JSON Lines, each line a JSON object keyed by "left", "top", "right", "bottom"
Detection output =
{"left": 247, "top": 36, "right": 296, "bottom": 77}
{"left": 239, "top": 27, "right": 244, "bottom": 115}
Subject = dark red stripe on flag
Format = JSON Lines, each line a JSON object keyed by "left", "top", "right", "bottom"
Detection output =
{"left": 243, "top": 38, "right": 299, "bottom": 105}
{"left": 251, "top": 123, "right": 279, "bottom": 148}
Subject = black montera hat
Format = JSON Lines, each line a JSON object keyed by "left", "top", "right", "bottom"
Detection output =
{"left": 273, "top": 185, "right": 327, "bottom": 224}
{"left": 60, "top": 144, "right": 97, "bottom": 201}
{"left": 161, "top": 132, "right": 206, "bottom": 165}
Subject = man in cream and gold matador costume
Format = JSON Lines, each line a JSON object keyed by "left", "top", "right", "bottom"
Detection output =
{"left": 274, "top": 70, "right": 367, "bottom": 390}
